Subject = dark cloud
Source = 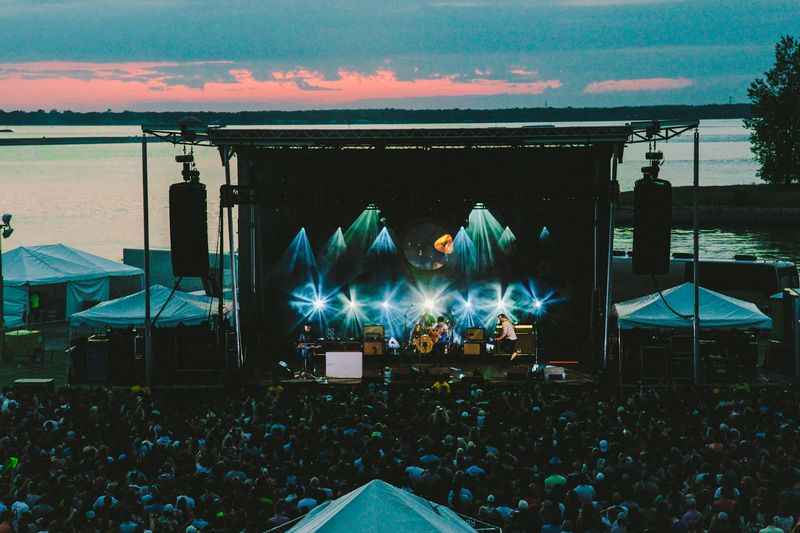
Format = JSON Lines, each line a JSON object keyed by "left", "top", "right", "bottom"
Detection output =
{"left": 0, "top": 0, "right": 796, "bottom": 105}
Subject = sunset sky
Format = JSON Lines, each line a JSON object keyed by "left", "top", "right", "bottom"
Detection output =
{"left": 0, "top": 0, "right": 796, "bottom": 111}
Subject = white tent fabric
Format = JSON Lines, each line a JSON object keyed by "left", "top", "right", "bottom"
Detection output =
{"left": 3, "top": 244, "right": 142, "bottom": 286}
{"left": 66, "top": 278, "right": 110, "bottom": 316}
{"left": 3, "top": 285, "right": 27, "bottom": 328}
{"left": 288, "top": 479, "right": 476, "bottom": 533}
{"left": 615, "top": 282, "right": 772, "bottom": 331}
{"left": 69, "top": 285, "right": 224, "bottom": 329}
{"left": 2, "top": 244, "right": 143, "bottom": 322}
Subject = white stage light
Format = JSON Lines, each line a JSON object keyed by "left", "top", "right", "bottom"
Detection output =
{"left": 423, "top": 298, "right": 435, "bottom": 312}
{"left": 381, "top": 301, "right": 390, "bottom": 310}
{"left": 313, "top": 298, "right": 326, "bottom": 311}
{"left": 533, "top": 300, "right": 543, "bottom": 310}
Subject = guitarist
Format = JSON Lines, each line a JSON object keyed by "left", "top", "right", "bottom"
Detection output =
{"left": 431, "top": 316, "right": 450, "bottom": 359}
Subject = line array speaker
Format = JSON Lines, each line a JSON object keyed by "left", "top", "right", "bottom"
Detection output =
{"left": 632, "top": 177, "right": 672, "bottom": 275}
{"left": 169, "top": 181, "right": 209, "bottom": 277}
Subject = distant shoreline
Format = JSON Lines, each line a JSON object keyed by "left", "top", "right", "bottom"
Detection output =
{"left": 0, "top": 103, "right": 750, "bottom": 126}
{"left": 617, "top": 184, "right": 800, "bottom": 226}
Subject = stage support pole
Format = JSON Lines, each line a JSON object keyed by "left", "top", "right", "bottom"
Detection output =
{"left": 590, "top": 195, "right": 598, "bottom": 358}
{"left": 141, "top": 135, "right": 153, "bottom": 386}
{"left": 602, "top": 149, "right": 619, "bottom": 369}
{"left": 692, "top": 128, "right": 701, "bottom": 385}
{"left": 218, "top": 202, "right": 226, "bottom": 372}
{"left": 223, "top": 146, "right": 243, "bottom": 368}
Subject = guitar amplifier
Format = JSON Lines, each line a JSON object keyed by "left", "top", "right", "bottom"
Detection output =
{"left": 363, "top": 340, "right": 384, "bottom": 356}
{"left": 496, "top": 324, "right": 536, "bottom": 354}
{"left": 463, "top": 341, "right": 483, "bottom": 356}
{"left": 363, "top": 324, "right": 385, "bottom": 341}
{"left": 464, "top": 327, "right": 485, "bottom": 341}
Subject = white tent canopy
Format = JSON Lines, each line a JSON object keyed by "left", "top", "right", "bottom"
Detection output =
{"left": 614, "top": 282, "right": 772, "bottom": 331}
{"left": 287, "top": 480, "right": 477, "bottom": 533}
{"left": 2, "top": 244, "right": 143, "bottom": 322}
{"left": 70, "top": 284, "right": 225, "bottom": 329}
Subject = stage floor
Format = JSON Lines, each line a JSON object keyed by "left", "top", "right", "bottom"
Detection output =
{"left": 280, "top": 352, "right": 593, "bottom": 386}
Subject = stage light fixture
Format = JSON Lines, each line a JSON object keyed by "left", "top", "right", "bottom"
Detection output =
{"left": 464, "top": 300, "right": 472, "bottom": 310}
{"left": 313, "top": 298, "right": 326, "bottom": 311}
{"left": 381, "top": 301, "right": 390, "bottom": 310}
{"left": 348, "top": 299, "right": 358, "bottom": 309}
{"left": 423, "top": 298, "right": 435, "bottom": 312}
{"left": 533, "top": 300, "right": 543, "bottom": 310}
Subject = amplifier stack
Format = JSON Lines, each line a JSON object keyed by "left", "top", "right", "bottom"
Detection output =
{"left": 463, "top": 327, "right": 485, "bottom": 356}
{"left": 363, "top": 324, "right": 385, "bottom": 355}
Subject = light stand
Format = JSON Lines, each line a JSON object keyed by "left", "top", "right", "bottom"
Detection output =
{"left": 0, "top": 213, "right": 14, "bottom": 363}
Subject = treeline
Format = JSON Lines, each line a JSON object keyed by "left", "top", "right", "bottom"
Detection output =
{"left": 0, "top": 104, "right": 751, "bottom": 126}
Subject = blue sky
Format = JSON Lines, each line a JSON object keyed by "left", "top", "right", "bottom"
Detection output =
{"left": 0, "top": 0, "right": 796, "bottom": 110}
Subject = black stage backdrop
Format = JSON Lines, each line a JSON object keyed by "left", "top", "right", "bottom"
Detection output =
{"left": 237, "top": 145, "right": 614, "bottom": 368}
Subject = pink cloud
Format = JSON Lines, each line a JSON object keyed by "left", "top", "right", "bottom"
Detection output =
{"left": 583, "top": 77, "right": 693, "bottom": 93}
{"left": 0, "top": 61, "right": 561, "bottom": 110}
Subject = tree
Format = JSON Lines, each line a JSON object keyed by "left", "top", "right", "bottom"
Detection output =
{"left": 744, "top": 35, "right": 800, "bottom": 184}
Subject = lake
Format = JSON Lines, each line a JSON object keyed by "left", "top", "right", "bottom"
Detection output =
{"left": 0, "top": 119, "right": 794, "bottom": 265}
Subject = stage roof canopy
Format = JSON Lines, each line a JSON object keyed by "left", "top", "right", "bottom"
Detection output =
{"left": 204, "top": 125, "right": 633, "bottom": 149}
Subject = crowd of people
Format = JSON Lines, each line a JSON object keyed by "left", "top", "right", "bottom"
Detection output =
{"left": 0, "top": 381, "right": 798, "bottom": 532}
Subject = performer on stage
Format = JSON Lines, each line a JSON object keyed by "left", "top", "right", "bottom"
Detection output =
{"left": 432, "top": 316, "right": 450, "bottom": 358}
{"left": 495, "top": 313, "right": 520, "bottom": 360}
{"left": 296, "top": 323, "right": 314, "bottom": 371}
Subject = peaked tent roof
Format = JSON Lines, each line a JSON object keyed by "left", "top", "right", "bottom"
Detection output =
{"left": 3, "top": 244, "right": 142, "bottom": 287}
{"left": 69, "top": 285, "right": 224, "bottom": 329}
{"left": 614, "top": 282, "right": 772, "bottom": 331}
{"left": 288, "top": 479, "right": 476, "bottom": 533}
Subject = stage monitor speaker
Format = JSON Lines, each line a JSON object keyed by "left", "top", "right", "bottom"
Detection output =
{"left": 463, "top": 342, "right": 483, "bottom": 356}
{"left": 363, "top": 325, "right": 385, "bottom": 341}
{"left": 169, "top": 181, "right": 209, "bottom": 277}
{"left": 363, "top": 340, "right": 384, "bottom": 356}
{"left": 464, "top": 328, "right": 485, "bottom": 341}
{"left": 632, "top": 177, "right": 672, "bottom": 275}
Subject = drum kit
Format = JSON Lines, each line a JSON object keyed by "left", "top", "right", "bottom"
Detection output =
{"left": 409, "top": 317, "right": 450, "bottom": 355}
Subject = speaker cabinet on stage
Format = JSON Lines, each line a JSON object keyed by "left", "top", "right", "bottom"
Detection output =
{"left": 632, "top": 177, "right": 672, "bottom": 275}
{"left": 516, "top": 324, "right": 536, "bottom": 355}
{"left": 169, "top": 181, "right": 209, "bottom": 277}
{"left": 363, "top": 325, "right": 385, "bottom": 341}
{"left": 86, "top": 335, "right": 111, "bottom": 384}
{"left": 363, "top": 340, "right": 384, "bottom": 356}
{"left": 465, "top": 328, "right": 485, "bottom": 341}
{"left": 463, "top": 341, "right": 483, "bottom": 356}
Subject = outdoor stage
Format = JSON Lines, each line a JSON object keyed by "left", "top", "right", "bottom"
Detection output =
{"left": 138, "top": 122, "right": 700, "bottom": 386}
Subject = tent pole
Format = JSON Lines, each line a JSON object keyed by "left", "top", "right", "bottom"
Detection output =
{"left": 142, "top": 134, "right": 153, "bottom": 387}
{"left": 692, "top": 128, "right": 701, "bottom": 385}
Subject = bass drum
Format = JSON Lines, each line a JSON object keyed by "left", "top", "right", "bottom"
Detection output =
{"left": 415, "top": 334, "right": 434, "bottom": 354}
